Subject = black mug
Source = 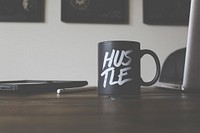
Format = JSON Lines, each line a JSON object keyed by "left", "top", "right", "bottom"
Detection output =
{"left": 98, "top": 41, "right": 160, "bottom": 96}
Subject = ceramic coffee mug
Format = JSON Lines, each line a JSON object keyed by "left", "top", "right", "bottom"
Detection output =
{"left": 98, "top": 41, "right": 160, "bottom": 96}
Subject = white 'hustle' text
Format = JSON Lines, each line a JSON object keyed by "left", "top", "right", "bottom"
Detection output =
{"left": 101, "top": 49, "right": 133, "bottom": 88}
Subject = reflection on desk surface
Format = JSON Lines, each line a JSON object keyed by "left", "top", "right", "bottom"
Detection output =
{"left": 0, "top": 87, "right": 200, "bottom": 133}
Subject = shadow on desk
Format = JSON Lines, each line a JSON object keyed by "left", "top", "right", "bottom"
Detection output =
{"left": 0, "top": 87, "right": 200, "bottom": 133}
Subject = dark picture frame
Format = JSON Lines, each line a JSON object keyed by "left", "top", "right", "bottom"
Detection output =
{"left": 0, "top": 0, "right": 45, "bottom": 22}
{"left": 143, "top": 0, "right": 191, "bottom": 25}
{"left": 61, "top": 0, "right": 129, "bottom": 24}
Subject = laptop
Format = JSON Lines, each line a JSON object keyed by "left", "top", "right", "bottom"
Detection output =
{"left": 182, "top": 0, "right": 200, "bottom": 91}
{"left": 156, "top": 82, "right": 183, "bottom": 90}
{"left": 0, "top": 80, "right": 88, "bottom": 93}
{"left": 157, "top": 0, "right": 200, "bottom": 92}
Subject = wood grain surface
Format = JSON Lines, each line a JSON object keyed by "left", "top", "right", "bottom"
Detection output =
{"left": 0, "top": 87, "right": 199, "bottom": 133}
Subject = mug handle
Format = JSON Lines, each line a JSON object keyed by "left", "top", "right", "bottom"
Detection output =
{"left": 140, "top": 49, "right": 161, "bottom": 86}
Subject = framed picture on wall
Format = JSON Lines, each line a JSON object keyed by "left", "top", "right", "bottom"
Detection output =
{"left": 0, "top": 0, "right": 45, "bottom": 22}
{"left": 61, "top": 0, "right": 129, "bottom": 24}
{"left": 143, "top": 0, "right": 191, "bottom": 25}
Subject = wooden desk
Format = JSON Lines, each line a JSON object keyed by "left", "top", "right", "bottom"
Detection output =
{"left": 0, "top": 87, "right": 200, "bottom": 133}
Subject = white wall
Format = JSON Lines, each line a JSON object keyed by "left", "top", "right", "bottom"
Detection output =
{"left": 0, "top": 0, "right": 188, "bottom": 85}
